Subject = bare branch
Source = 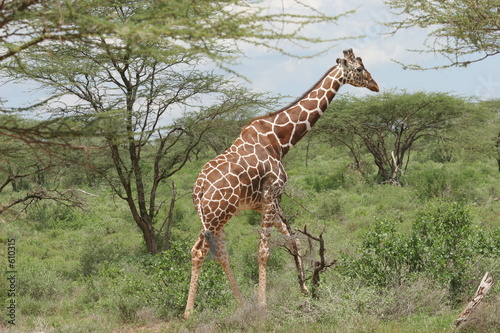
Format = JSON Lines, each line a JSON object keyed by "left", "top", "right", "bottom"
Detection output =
{"left": 296, "top": 225, "right": 337, "bottom": 298}
{"left": 0, "top": 187, "right": 86, "bottom": 214}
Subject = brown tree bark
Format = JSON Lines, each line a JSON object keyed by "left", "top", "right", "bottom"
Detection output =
{"left": 454, "top": 272, "right": 494, "bottom": 332}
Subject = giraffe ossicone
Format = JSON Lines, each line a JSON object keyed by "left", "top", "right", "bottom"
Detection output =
{"left": 183, "top": 48, "right": 379, "bottom": 319}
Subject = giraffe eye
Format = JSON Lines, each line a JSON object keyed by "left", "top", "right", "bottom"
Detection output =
{"left": 356, "top": 67, "right": 363, "bottom": 72}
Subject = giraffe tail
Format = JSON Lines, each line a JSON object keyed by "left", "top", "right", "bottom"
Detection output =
{"left": 204, "top": 230, "right": 219, "bottom": 257}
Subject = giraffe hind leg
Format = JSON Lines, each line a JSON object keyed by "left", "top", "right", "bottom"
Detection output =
{"left": 184, "top": 232, "right": 209, "bottom": 319}
{"left": 207, "top": 230, "right": 243, "bottom": 304}
{"left": 184, "top": 230, "right": 243, "bottom": 319}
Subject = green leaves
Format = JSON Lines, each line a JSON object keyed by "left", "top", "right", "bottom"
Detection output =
{"left": 1, "top": 0, "right": 350, "bottom": 66}
{"left": 314, "top": 91, "right": 478, "bottom": 184}
{"left": 341, "top": 202, "right": 500, "bottom": 302}
{"left": 384, "top": 0, "right": 500, "bottom": 68}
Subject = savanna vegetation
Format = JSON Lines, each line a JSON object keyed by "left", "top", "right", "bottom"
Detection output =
{"left": 1, "top": 0, "right": 499, "bottom": 332}
{"left": 0, "top": 93, "right": 499, "bottom": 332}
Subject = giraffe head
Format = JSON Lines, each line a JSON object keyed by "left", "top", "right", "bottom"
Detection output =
{"left": 336, "top": 48, "right": 379, "bottom": 92}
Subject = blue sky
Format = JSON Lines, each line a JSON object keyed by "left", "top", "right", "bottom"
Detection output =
{"left": 232, "top": 0, "right": 500, "bottom": 103}
{"left": 1, "top": 0, "right": 499, "bottom": 113}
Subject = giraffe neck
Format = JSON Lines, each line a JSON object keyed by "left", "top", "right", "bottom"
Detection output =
{"left": 270, "top": 65, "right": 343, "bottom": 156}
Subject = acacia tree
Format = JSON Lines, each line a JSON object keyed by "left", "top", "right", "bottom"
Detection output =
{"left": 9, "top": 40, "right": 271, "bottom": 254}
{"left": 2, "top": 0, "right": 349, "bottom": 139}
{"left": 3, "top": 1, "right": 348, "bottom": 254}
{"left": 313, "top": 92, "right": 476, "bottom": 185}
{"left": 384, "top": 0, "right": 500, "bottom": 69}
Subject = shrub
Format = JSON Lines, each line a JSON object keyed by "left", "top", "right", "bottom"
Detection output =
{"left": 340, "top": 202, "right": 499, "bottom": 302}
{"left": 29, "top": 203, "right": 83, "bottom": 230}
{"left": 318, "top": 195, "right": 343, "bottom": 220}
{"left": 305, "top": 167, "right": 346, "bottom": 192}
{"left": 405, "top": 164, "right": 480, "bottom": 202}
{"left": 18, "top": 258, "right": 65, "bottom": 300}
{"left": 243, "top": 210, "right": 261, "bottom": 226}
{"left": 339, "top": 218, "right": 411, "bottom": 287}
{"left": 79, "top": 239, "right": 131, "bottom": 276}
{"left": 409, "top": 202, "right": 477, "bottom": 299}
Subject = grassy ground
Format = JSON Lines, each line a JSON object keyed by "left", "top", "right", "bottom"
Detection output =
{"left": 1, "top": 145, "right": 499, "bottom": 332}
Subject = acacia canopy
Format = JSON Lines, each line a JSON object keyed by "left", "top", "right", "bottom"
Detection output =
{"left": 384, "top": 0, "right": 500, "bottom": 69}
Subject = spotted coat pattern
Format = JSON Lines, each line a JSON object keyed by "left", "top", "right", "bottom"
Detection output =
{"left": 184, "top": 49, "right": 379, "bottom": 318}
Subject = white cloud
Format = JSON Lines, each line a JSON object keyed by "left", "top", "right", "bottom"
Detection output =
{"left": 232, "top": 0, "right": 500, "bottom": 102}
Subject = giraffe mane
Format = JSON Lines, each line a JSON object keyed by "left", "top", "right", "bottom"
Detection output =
{"left": 248, "top": 64, "right": 339, "bottom": 124}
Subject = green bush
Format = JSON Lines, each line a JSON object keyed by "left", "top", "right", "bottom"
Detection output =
{"left": 409, "top": 202, "right": 477, "bottom": 299}
{"left": 305, "top": 167, "right": 346, "bottom": 192}
{"left": 340, "top": 218, "right": 411, "bottom": 287}
{"left": 79, "top": 239, "right": 131, "bottom": 276}
{"left": 243, "top": 210, "right": 261, "bottom": 226}
{"left": 340, "top": 202, "right": 499, "bottom": 302}
{"left": 404, "top": 164, "right": 479, "bottom": 202}
{"left": 29, "top": 203, "right": 83, "bottom": 230}
{"left": 18, "top": 258, "right": 65, "bottom": 301}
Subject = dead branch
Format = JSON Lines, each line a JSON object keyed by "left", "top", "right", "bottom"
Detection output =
{"left": 453, "top": 272, "right": 494, "bottom": 332}
{"left": 297, "top": 225, "right": 337, "bottom": 298}
{"left": 0, "top": 187, "right": 87, "bottom": 214}
{"left": 76, "top": 189, "right": 98, "bottom": 197}
{"left": 280, "top": 213, "right": 309, "bottom": 296}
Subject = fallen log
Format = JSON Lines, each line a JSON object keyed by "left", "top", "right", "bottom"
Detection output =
{"left": 453, "top": 272, "right": 494, "bottom": 332}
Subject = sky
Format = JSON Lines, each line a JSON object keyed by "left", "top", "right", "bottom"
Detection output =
{"left": 1, "top": 0, "right": 499, "bottom": 113}
{"left": 230, "top": 0, "right": 500, "bottom": 104}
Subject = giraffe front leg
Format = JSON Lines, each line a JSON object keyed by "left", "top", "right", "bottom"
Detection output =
{"left": 258, "top": 223, "right": 272, "bottom": 308}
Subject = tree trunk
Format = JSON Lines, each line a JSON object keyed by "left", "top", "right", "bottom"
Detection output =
{"left": 164, "top": 181, "right": 177, "bottom": 251}
{"left": 132, "top": 212, "right": 158, "bottom": 255}
{"left": 143, "top": 225, "right": 158, "bottom": 255}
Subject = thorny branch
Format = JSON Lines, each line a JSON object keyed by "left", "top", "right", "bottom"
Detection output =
{"left": 297, "top": 225, "right": 337, "bottom": 298}
{"left": 0, "top": 187, "right": 87, "bottom": 214}
{"left": 280, "top": 212, "right": 336, "bottom": 298}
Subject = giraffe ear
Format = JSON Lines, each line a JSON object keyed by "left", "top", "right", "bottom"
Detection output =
{"left": 356, "top": 57, "right": 365, "bottom": 68}
{"left": 336, "top": 57, "right": 348, "bottom": 68}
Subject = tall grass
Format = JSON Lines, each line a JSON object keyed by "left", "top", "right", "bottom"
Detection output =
{"left": 1, "top": 145, "right": 499, "bottom": 332}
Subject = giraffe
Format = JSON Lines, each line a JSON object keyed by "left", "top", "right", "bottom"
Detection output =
{"left": 183, "top": 48, "right": 379, "bottom": 319}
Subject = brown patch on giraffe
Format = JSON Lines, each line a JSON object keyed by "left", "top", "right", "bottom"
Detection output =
{"left": 241, "top": 143, "right": 255, "bottom": 154}
{"left": 240, "top": 127, "right": 257, "bottom": 143}
{"left": 275, "top": 123, "right": 294, "bottom": 145}
{"left": 309, "top": 90, "right": 318, "bottom": 99}
{"left": 218, "top": 200, "right": 229, "bottom": 213}
{"left": 291, "top": 123, "right": 309, "bottom": 146}
{"left": 267, "top": 140, "right": 282, "bottom": 157}
{"left": 300, "top": 99, "right": 319, "bottom": 110}
{"left": 275, "top": 112, "right": 290, "bottom": 124}
{"left": 326, "top": 89, "right": 335, "bottom": 101}
{"left": 298, "top": 109, "right": 309, "bottom": 122}
{"left": 318, "top": 96, "right": 330, "bottom": 110}
{"left": 255, "top": 148, "right": 270, "bottom": 161}
{"left": 243, "top": 154, "right": 259, "bottom": 167}
{"left": 211, "top": 190, "right": 223, "bottom": 201}
{"left": 255, "top": 119, "right": 273, "bottom": 133}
